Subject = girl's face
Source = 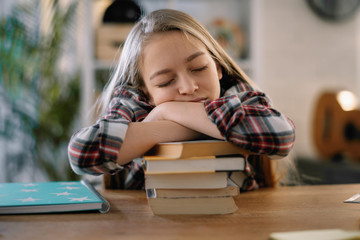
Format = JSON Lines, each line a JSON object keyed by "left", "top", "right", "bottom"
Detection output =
{"left": 140, "top": 31, "right": 223, "bottom": 106}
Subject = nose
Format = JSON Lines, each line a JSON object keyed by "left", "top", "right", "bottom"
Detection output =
{"left": 177, "top": 75, "right": 199, "bottom": 95}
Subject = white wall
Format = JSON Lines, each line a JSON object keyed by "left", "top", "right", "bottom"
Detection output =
{"left": 252, "top": 0, "right": 360, "bottom": 158}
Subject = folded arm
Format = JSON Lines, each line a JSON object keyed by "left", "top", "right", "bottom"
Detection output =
{"left": 142, "top": 101, "right": 224, "bottom": 140}
{"left": 68, "top": 93, "right": 204, "bottom": 175}
{"left": 204, "top": 83, "right": 296, "bottom": 157}
{"left": 116, "top": 120, "right": 202, "bottom": 165}
{"left": 141, "top": 81, "right": 295, "bottom": 157}
{"left": 68, "top": 117, "right": 202, "bottom": 175}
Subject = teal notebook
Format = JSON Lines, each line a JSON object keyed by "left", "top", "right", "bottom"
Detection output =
{"left": 0, "top": 180, "right": 110, "bottom": 214}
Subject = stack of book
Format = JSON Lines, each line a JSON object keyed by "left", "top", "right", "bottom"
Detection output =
{"left": 143, "top": 140, "right": 249, "bottom": 215}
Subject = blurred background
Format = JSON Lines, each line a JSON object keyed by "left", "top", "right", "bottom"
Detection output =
{"left": 0, "top": 0, "right": 359, "bottom": 185}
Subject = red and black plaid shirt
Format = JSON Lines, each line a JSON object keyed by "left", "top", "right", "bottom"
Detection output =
{"left": 68, "top": 79, "right": 295, "bottom": 191}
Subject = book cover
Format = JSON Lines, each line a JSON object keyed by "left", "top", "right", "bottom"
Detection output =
{"left": 146, "top": 140, "right": 252, "bottom": 159}
{"left": 144, "top": 155, "right": 245, "bottom": 174}
{"left": 0, "top": 180, "right": 110, "bottom": 214}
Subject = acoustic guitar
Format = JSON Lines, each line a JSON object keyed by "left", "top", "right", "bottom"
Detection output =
{"left": 313, "top": 91, "right": 360, "bottom": 161}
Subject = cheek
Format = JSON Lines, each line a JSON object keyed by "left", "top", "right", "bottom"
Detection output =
{"left": 212, "top": 83, "right": 221, "bottom": 99}
{"left": 151, "top": 90, "right": 174, "bottom": 106}
{"left": 143, "top": 83, "right": 173, "bottom": 106}
{"left": 209, "top": 81, "right": 221, "bottom": 99}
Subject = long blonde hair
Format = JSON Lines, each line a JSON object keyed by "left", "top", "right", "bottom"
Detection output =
{"left": 98, "top": 9, "right": 253, "bottom": 115}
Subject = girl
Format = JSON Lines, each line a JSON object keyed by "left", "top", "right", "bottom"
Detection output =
{"left": 68, "top": 9, "right": 295, "bottom": 191}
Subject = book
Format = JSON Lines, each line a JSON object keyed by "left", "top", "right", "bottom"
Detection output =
{"left": 146, "top": 140, "right": 252, "bottom": 159}
{"left": 269, "top": 229, "right": 360, "bottom": 240}
{"left": 144, "top": 155, "right": 245, "bottom": 174}
{"left": 145, "top": 172, "right": 229, "bottom": 189}
{"left": 147, "top": 186, "right": 240, "bottom": 198}
{"left": 0, "top": 180, "right": 110, "bottom": 214}
{"left": 146, "top": 186, "right": 239, "bottom": 215}
{"left": 344, "top": 193, "right": 360, "bottom": 203}
{"left": 147, "top": 196, "right": 238, "bottom": 215}
{"left": 143, "top": 140, "right": 248, "bottom": 215}
{"left": 227, "top": 171, "right": 247, "bottom": 189}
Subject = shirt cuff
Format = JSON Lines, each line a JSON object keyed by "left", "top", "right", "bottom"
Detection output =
{"left": 98, "top": 119, "right": 129, "bottom": 173}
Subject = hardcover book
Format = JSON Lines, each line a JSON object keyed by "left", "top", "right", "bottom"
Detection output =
{"left": 144, "top": 155, "right": 245, "bottom": 174}
{"left": 147, "top": 186, "right": 240, "bottom": 198}
{"left": 145, "top": 140, "right": 252, "bottom": 159}
{"left": 145, "top": 172, "right": 229, "bottom": 189}
{"left": 147, "top": 196, "right": 238, "bottom": 215}
{"left": 0, "top": 180, "right": 110, "bottom": 214}
{"left": 146, "top": 186, "right": 239, "bottom": 215}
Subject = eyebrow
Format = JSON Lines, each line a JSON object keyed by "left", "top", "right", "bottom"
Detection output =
{"left": 149, "top": 51, "right": 206, "bottom": 81}
{"left": 186, "top": 51, "right": 205, "bottom": 63}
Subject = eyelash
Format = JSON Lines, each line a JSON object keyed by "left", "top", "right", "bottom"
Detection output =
{"left": 158, "top": 79, "right": 174, "bottom": 88}
{"left": 192, "top": 65, "right": 208, "bottom": 72}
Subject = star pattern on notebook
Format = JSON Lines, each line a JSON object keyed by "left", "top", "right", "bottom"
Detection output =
{"left": 21, "top": 189, "right": 38, "bottom": 192}
{"left": 61, "top": 186, "right": 80, "bottom": 190}
{"left": 16, "top": 197, "right": 41, "bottom": 202}
{"left": 60, "top": 182, "right": 78, "bottom": 185}
{"left": 69, "top": 196, "right": 92, "bottom": 202}
{"left": 51, "top": 192, "right": 73, "bottom": 196}
{"left": 23, "top": 183, "right": 37, "bottom": 187}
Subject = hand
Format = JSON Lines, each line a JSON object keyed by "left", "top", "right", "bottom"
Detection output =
{"left": 142, "top": 103, "right": 168, "bottom": 122}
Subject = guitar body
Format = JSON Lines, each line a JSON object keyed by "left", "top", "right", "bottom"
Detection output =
{"left": 313, "top": 92, "right": 360, "bottom": 160}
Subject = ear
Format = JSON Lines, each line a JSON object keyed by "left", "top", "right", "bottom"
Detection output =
{"left": 216, "top": 63, "right": 223, "bottom": 81}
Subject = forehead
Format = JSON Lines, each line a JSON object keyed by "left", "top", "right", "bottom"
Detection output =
{"left": 141, "top": 31, "right": 208, "bottom": 62}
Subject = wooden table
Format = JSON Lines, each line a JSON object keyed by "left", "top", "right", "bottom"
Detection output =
{"left": 0, "top": 184, "right": 359, "bottom": 240}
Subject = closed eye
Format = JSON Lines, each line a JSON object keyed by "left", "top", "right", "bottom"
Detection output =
{"left": 157, "top": 79, "right": 175, "bottom": 88}
{"left": 191, "top": 65, "right": 208, "bottom": 72}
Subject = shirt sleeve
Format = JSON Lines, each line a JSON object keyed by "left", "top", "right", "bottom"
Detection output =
{"left": 204, "top": 81, "right": 295, "bottom": 157}
{"left": 67, "top": 88, "right": 151, "bottom": 175}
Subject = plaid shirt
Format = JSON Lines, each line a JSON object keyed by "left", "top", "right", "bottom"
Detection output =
{"left": 68, "top": 79, "right": 295, "bottom": 191}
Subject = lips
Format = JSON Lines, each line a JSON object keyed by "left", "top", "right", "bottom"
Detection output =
{"left": 190, "top": 98, "right": 207, "bottom": 102}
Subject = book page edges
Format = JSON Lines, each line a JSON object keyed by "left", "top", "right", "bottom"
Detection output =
{"left": 147, "top": 186, "right": 240, "bottom": 199}
{"left": 144, "top": 155, "right": 216, "bottom": 161}
{"left": 147, "top": 140, "right": 253, "bottom": 159}
{"left": 81, "top": 180, "right": 110, "bottom": 213}
{"left": 145, "top": 170, "right": 217, "bottom": 175}
{"left": 147, "top": 197, "right": 238, "bottom": 215}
